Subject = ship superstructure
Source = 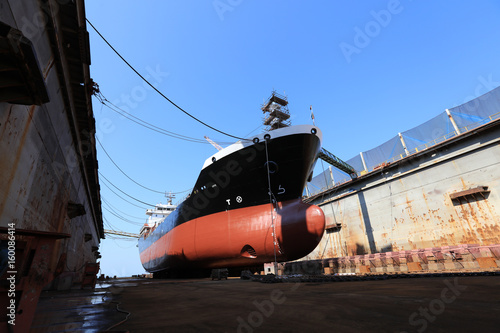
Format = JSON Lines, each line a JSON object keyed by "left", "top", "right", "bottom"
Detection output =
{"left": 140, "top": 200, "right": 177, "bottom": 236}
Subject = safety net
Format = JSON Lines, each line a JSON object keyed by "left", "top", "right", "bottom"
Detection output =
{"left": 305, "top": 86, "right": 500, "bottom": 197}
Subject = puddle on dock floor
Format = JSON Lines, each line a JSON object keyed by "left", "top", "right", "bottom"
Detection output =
{"left": 30, "top": 279, "right": 138, "bottom": 333}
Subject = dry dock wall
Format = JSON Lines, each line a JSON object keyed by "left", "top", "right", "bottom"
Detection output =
{"left": 298, "top": 118, "right": 500, "bottom": 274}
{"left": 0, "top": 0, "right": 102, "bottom": 287}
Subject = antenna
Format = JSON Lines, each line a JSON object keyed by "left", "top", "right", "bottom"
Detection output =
{"left": 165, "top": 191, "right": 176, "bottom": 205}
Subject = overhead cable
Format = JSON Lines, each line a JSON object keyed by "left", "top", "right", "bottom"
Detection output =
{"left": 100, "top": 177, "right": 149, "bottom": 210}
{"left": 94, "top": 90, "right": 233, "bottom": 146}
{"left": 101, "top": 99, "right": 210, "bottom": 144}
{"left": 86, "top": 18, "right": 247, "bottom": 141}
{"left": 102, "top": 205, "right": 144, "bottom": 226}
{"left": 97, "top": 136, "right": 166, "bottom": 194}
{"left": 97, "top": 136, "right": 193, "bottom": 195}
{"left": 103, "top": 216, "right": 119, "bottom": 231}
{"left": 102, "top": 196, "right": 145, "bottom": 220}
{"left": 99, "top": 172, "right": 155, "bottom": 207}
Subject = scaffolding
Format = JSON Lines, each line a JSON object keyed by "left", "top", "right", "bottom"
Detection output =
{"left": 262, "top": 91, "right": 291, "bottom": 130}
{"left": 305, "top": 86, "right": 500, "bottom": 197}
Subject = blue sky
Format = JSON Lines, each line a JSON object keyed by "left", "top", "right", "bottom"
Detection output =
{"left": 85, "top": 1, "right": 500, "bottom": 277}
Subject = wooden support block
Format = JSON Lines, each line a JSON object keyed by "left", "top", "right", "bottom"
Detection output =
{"left": 407, "top": 262, "right": 422, "bottom": 271}
{"left": 476, "top": 257, "right": 497, "bottom": 269}
{"left": 358, "top": 265, "right": 371, "bottom": 273}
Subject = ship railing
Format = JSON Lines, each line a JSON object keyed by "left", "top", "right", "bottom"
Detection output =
{"left": 375, "top": 111, "right": 500, "bottom": 170}
{"left": 306, "top": 177, "right": 354, "bottom": 197}
{"left": 457, "top": 111, "right": 500, "bottom": 133}
{"left": 176, "top": 190, "right": 193, "bottom": 206}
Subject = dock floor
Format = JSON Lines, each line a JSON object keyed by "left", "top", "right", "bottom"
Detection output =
{"left": 32, "top": 274, "right": 499, "bottom": 332}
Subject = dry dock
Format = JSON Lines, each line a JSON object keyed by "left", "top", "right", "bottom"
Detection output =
{"left": 32, "top": 274, "right": 499, "bottom": 332}
{"left": 301, "top": 88, "right": 500, "bottom": 275}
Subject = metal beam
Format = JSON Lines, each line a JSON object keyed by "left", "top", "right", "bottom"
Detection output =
{"left": 104, "top": 229, "right": 140, "bottom": 238}
{"left": 318, "top": 148, "right": 357, "bottom": 179}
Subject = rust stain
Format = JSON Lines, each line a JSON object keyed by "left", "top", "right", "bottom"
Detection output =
{"left": 405, "top": 195, "right": 413, "bottom": 206}
{"left": 460, "top": 177, "right": 468, "bottom": 189}
{"left": 357, "top": 207, "right": 366, "bottom": 235}
{"left": 476, "top": 196, "right": 497, "bottom": 222}
{"left": 436, "top": 235, "right": 450, "bottom": 247}
{"left": 404, "top": 194, "right": 418, "bottom": 224}
{"left": 422, "top": 191, "right": 428, "bottom": 208}
{"left": 0, "top": 105, "right": 36, "bottom": 220}
{"left": 50, "top": 187, "right": 68, "bottom": 274}
{"left": 43, "top": 55, "right": 56, "bottom": 79}
{"left": 0, "top": 104, "right": 14, "bottom": 139}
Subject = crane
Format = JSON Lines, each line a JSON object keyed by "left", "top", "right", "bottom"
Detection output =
{"left": 204, "top": 136, "right": 223, "bottom": 151}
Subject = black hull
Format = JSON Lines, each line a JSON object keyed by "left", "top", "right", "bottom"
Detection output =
{"left": 170, "top": 128, "right": 321, "bottom": 226}
{"left": 138, "top": 125, "right": 324, "bottom": 272}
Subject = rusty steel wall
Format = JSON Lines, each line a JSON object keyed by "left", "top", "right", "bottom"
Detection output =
{"left": 0, "top": 0, "right": 101, "bottom": 285}
{"left": 302, "top": 120, "right": 500, "bottom": 261}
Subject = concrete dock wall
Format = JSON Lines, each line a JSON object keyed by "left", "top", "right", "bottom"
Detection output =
{"left": 300, "top": 118, "right": 500, "bottom": 270}
{"left": 0, "top": 0, "right": 102, "bottom": 287}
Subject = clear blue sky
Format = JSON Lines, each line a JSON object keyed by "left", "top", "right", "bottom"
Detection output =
{"left": 85, "top": 1, "right": 500, "bottom": 277}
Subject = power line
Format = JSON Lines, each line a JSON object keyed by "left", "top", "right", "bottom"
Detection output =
{"left": 86, "top": 18, "right": 247, "bottom": 141}
{"left": 103, "top": 216, "right": 119, "bottom": 232}
{"left": 102, "top": 196, "right": 145, "bottom": 220}
{"left": 94, "top": 90, "right": 235, "bottom": 146}
{"left": 99, "top": 98, "right": 211, "bottom": 144}
{"left": 97, "top": 136, "right": 192, "bottom": 196}
{"left": 97, "top": 136, "right": 166, "bottom": 194}
{"left": 100, "top": 177, "right": 149, "bottom": 210}
{"left": 110, "top": 237, "right": 138, "bottom": 247}
{"left": 99, "top": 172, "right": 155, "bottom": 207}
{"left": 102, "top": 205, "right": 144, "bottom": 226}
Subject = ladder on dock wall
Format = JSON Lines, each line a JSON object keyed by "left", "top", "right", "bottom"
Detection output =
{"left": 318, "top": 148, "right": 357, "bottom": 179}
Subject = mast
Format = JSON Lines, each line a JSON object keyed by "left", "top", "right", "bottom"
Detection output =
{"left": 165, "top": 191, "right": 176, "bottom": 205}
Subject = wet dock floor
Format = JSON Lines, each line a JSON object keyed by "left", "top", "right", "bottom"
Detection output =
{"left": 30, "top": 280, "right": 135, "bottom": 332}
{"left": 31, "top": 274, "right": 499, "bottom": 332}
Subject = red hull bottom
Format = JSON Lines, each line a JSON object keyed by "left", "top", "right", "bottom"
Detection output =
{"left": 140, "top": 199, "right": 325, "bottom": 271}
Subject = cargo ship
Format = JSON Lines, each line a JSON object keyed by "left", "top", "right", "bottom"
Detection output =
{"left": 138, "top": 124, "right": 326, "bottom": 275}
